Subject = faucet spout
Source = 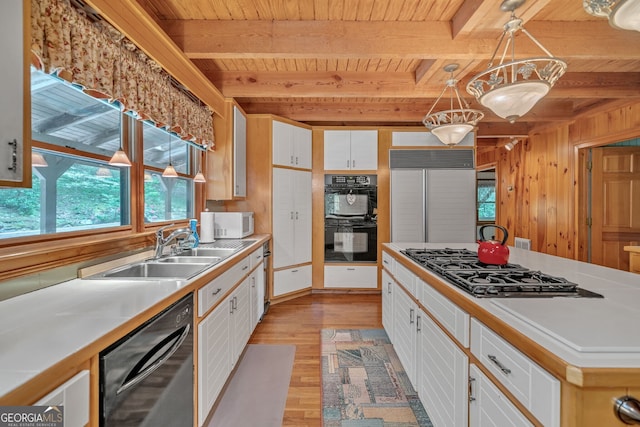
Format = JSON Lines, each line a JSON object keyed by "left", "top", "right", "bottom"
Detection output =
{"left": 154, "top": 225, "right": 193, "bottom": 259}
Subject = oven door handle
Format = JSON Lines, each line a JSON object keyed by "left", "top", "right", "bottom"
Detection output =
{"left": 116, "top": 323, "right": 191, "bottom": 395}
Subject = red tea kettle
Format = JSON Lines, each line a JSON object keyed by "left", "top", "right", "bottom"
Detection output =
{"left": 477, "top": 225, "right": 510, "bottom": 265}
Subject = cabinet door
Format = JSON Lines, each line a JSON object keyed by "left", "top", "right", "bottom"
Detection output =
{"left": 417, "top": 308, "right": 469, "bottom": 427}
{"left": 36, "top": 370, "right": 89, "bottom": 427}
{"left": 469, "top": 364, "right": 533, "bottom": 427}
{"left": 272, "top": 120, "right": 292, "bottom": 167}
{"left": 233, "top": 106, "right": 247, "bottom": 197}
{"left": 324, "top": 130, "right": 351, "bottom": 170}
{"left": 393, "top": 283, "right": 417, "bottom": 387}
{"left": 273, "top": 265, "right": 312, "bottom": 296}
{"left": 251, "top": 262, "right": 265, "bottom": 328}
{"left": 230, "top": 278, "right": 252, "bottom": 368}
{"left": 0, "top": 0, "right": 29, "bottom": 187}
{"left": 198, "top": 300, "right": 231, "bottom": 426}
{"left": 350, "top": 130, "right": 378, "bottom": 170}
{"left": 293, "top": 169, "right": 312, "bottom": 265}
{"left": 382, "top": 270, "right": 394, "bottom": 341}
{"left": 272, "top": 167, "right": 295, "bottom": 268}
{"left": 293, "top": 125, "right": 312, "bottom": 169}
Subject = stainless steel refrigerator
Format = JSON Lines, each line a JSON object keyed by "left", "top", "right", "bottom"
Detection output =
{"left": 390, "top": 149, "right": 476, "bottom": 243}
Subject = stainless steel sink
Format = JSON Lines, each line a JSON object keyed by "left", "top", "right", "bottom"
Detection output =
{"left": 178, "top": 248, "right": 238, "bottom": 258}
{"left": 156, "top": 256, "right": 221, "bottom": 264}
{"left": 96, "top": 262, "right": 208, "bottom": 280}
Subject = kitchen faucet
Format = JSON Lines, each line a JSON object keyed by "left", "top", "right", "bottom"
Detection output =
{"left": 154, "top": 224, "right": 194, "bottom": 259}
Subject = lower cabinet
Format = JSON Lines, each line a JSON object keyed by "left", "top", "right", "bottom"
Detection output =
{"left": 250, "top": 261, "right": 265, "bottom": 330}
{"left": 273, "top": 265, "right": 311, "bottom": 297}
{"left": 469, "top": 364, "right": 533, "bottom": 427}
{"left": 36, "top": 370, "right": 89, "bottom": 427}
{"left": 392, "top": 281, "right": 418, "bottom": 386}
{"left": 381, "top": 270, "right": 394, "bottom": 341}
{"left": 324, "top": 265, "right": 377, "bottom": 288}
{"left": 197, "top": 278, "right": 252, "bottom": 426}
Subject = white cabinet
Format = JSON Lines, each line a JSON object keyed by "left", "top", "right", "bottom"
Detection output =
{"left": 36, "top": 370, "right": 89, "bottom": 427}
{"left": 417, "top": 307, "right": 468, "bottom": 427}
{"left": 323, "top": 265, "right": 377, "bottom": 288}
{"left": 272, "top": 120, "right": 312, "bottom": 169}
{"left": 273, "top": 264, "right": 312, "bottom": 297}
{"left": 0, "top": 0, "right": 29, "bottom": 187}
{"left": 272, "top": 168, "right": 312, "bottom": 269}
{"left": 469, "top": 364, "right": 533, "bottom": 427}
{"left": 198, "top": 298, "right": 231, "bottom": 426}
{"left": 233, "top": 105, "right": 247, "bottom": 197}
{"left": 230, "top": 278, "right": 252, "bottom": 368}
{"left": 324, "top": 130, "right": 378, "bottom": 170}
{"left": 381, "top": 270, "right": 394, "bottom": 341}
{"left": 470, "top": 319, "right": 560, "bottom": 427}
{"left": 249, "top": 262, "right": 265, "bottom": 330}
{"left": 392, "top": 281, "right": 418, "bottom": 386}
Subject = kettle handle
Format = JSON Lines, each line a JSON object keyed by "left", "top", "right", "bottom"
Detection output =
{"left": 479, "top": 225, "right": 509, "bottom": 246}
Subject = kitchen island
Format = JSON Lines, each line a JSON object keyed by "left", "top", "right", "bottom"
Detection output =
{"left": 0, "top": 235, "right": 269, "bottom": 427}
{"left": 382, "top": 242, "right": 640, "bottom": 427}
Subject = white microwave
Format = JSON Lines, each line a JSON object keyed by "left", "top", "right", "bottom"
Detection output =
{"left": 214, "top": 212, "right": 254, "bottom": 238}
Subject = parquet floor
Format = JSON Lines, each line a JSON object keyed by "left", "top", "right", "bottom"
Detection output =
{"left": 248, "top": 293, "right": 382, "bottom": 427}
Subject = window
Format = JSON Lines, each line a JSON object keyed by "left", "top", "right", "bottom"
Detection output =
{"left": 477, "top": 171, "right": 496, "bottom": 222}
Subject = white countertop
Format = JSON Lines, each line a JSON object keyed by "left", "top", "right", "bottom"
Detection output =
{"left": 385, "top": 242, "right": 640, "bottom": 368}
{"left": 0, "top": 237, "right": 266, "bottom": 400}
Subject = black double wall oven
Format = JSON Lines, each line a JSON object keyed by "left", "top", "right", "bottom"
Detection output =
{"left": 324, "top": 174, "right": 377, "bottom": 263}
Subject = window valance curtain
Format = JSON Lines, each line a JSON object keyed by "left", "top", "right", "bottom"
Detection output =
{"left": 31, "top": 0, "right": 214, "bottom": 150}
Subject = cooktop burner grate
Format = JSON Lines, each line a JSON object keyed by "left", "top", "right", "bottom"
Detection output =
{"left": 401, "top": 248, "right": 603, "bottom": 298}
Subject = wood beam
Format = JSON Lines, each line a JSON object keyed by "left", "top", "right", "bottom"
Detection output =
{"left": 208, "top": 71, "right": 640, "bottom": 99}
{"left": 163, "top": 20, "right": 640, "bottom": 60}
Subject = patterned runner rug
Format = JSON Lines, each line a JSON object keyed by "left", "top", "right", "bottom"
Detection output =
{"left": 321, "top": 329, "right": 433, "bottom": 427}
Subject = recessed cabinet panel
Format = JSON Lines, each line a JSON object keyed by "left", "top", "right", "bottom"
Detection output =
{"left": 233, "top": 106, "right": 247, "bottom": 197}
{"left": 324, "top": 130, "right": 377, "bottom": 170}
{"left": 272, "top": 120, "right": 311, "bottom": 168}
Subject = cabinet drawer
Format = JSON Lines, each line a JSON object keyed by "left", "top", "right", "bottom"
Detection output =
{"left": 395, "top": 262, "right": 416, "bottom": 296}
{"left": 324, "top": 265, "right": 377, "bottom": 288}
{"left": 418, "top": 278, "right": 469, "bottom": 347}
{"left": 249, "top": 247, "right": 263, "bottom": 269}
{"left": 198, "top": 256, "right": 250, "bottom": 316}
{"left": 273, "top": 265, "right": 312, "bottom": 296}
{"left": 381, "top": 251, "right": 394, "bottom": 275}
{"left": 470, "top": 319, "right": 560, "bottom": 427}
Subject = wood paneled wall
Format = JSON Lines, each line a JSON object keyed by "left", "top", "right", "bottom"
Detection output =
{"left": 478, "top": 101, "right": 640, "bottom": 261}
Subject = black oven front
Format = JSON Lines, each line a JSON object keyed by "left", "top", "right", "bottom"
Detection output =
{"left": 324, "top": 174, "right": 377, "bottom": 263}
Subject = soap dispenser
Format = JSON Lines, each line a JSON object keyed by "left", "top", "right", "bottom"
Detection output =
{"left": 189, "top": 218, "right": 200, "bottom": 248}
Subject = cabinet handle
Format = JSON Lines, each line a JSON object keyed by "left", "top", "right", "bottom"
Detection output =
{"left": 291, "top": 269, "right": 298, "bottom": 273}
{"left": 291, "top": 155, "right": 294, "bottom": 164}
{"left": 487, "top": 354, "right": 512, "bottom": 375}
{"left": 352, "top": 159, "right": 355, "bottom": 168}
{"left": 295, "top": 156, "right": 299, "bottom": 165}
{"left": 233, "top": 296, "right": 238, "bottom": 310}
{"left": 230, "top": 299, "right": 234, "bottom": 314}
{"left": 347, "top": 268, "right": 355, "bottom": 271}
{"left": 387, "top": 282, "right": 391, "bottom": 294}
{"left": 8, "top": 139, "right": 18, "bottom": 173}
{"left": 383, "top": 259, "right": 389, "bottom": 265}
{"left": 211, "top": 288, "right": 222, "bottom": 296}
{"left": 347, "top": 159, "right": 350, "bottom": 168}
{"left": 416, "top": 314, "right": 421, "bottom": 332}
{"left": 290, "top": 211, "right": 294, "bottom": 220}
{"left": 251, "top": 276, "right": 256, "bottom": 287}
{"left": 242, "top": 265, "right": 249, "bottom": 271}
{"left": 468, "top": 377, "right": 476, "bottom": 402}
{"left": 409, "top": 308, "right": 414, "bottom": 324}
{"left": 295, "top": 211, "right": 299, "bottom": 220}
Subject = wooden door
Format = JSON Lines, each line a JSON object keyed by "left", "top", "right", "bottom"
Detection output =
{"left": 591, "top": 147, "right": 640, "bottom": 271}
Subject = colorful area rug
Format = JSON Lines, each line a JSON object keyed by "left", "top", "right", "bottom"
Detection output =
{"left": 321, "top": 329, "right": 433, "bottom": 427}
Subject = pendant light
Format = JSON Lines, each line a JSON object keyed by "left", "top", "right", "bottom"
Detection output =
{"left": 422, "top": 63, "right": 484, "bottom": 146}
{"left": 466, "top": 0, "right": 567, "bottom": 123}
{"left": 584, "top": 0, "right": 640, "bottom": 32}
{"left": 109, "top": 46, "right": 132, "bottom": 167}
{"left": 193, "top": 150, "right": 206, "bottom": 183}
{"left": 32, "top": 151, "right": 48, "bottom": 167}
{"left": 162, "top": 74, "right": 178, "bottom": 178}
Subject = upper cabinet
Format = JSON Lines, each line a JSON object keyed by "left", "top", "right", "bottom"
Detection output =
{"left": 324, "top": 130, "right": 378, "bottom": 170}
{"left": 233, "top": 106, "right": 247, "bottom": 197}
{"left": 272, "top": 120, "right": 312, "bottom": 169}
{"left": 0, "top": 0, "right": 31, "bottom": 188}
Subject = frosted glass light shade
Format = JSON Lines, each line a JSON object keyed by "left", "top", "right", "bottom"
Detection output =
{"left": 611, "top": 0, "right": 640, "bottom": 31}
{"left": 193, "top": 171, "right": 206, "bottom": 183}
{"left": 109, "top": 149, "right": 132, "bottom": 167}
{"left": 162, "top": 164, "right": 178, "bottom": 178}
{"left": 32, "top": 152, "right": 48, "bottom": 167}
{"left": 430, "top": 123, "right": 474, "bottom": 146}
{"left": 479, "top": 81, "right": 550, "bottom": 123}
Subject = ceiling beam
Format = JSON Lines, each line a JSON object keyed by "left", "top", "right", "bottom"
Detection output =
{"left": 208, "top": 71, "right": 640, "bottom": 99}
{"left": 163, "top": 20, "right": 640, "bottom": 60}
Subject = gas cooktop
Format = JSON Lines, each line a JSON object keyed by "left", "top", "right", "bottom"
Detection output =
{"left": 401, "top": 248, "right": 603, "bottom": 298}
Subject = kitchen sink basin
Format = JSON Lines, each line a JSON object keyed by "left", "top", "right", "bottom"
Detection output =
{"left": 156, "top": 256, "right": 221, "bottom": 264}
{"left": 178, "top": 248, "right": 238, "bottom": 258}
{"left": 96, "top": 262, "right": 209, "bottom": 280}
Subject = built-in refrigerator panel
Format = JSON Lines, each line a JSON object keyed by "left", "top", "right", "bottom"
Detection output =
{"left": 390, "top": 149, "right": 476, "bottom": 243}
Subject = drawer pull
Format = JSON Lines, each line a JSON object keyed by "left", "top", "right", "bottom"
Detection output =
{"left": 468, "top": 376, "right": 476, "bottom": 402}
{"left": 487, "top": 354, "right": 511, "bottom": 375}
{"left": 347, "top": 268, "right": 355, "bottom": 271}
{"left": 383, "top": 259, "right": 389, "bottom": 265}
{"left": 242, "top": 265, "right": 249, "bottom": 271}
{"left": 387, "top": 282, "right": 392, "bottom": 294}
{"left": 211, "top": 288, "right": 222, "bottom": 296}
{"left": 409, "top": 308, "right": 414, "bottom": 324}
{"left": 416, "top": 315, "right": 421, "bottom": 332}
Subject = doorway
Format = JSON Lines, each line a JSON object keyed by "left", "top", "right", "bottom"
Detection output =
{"left": 579, "top": 144, "right": 640, "bottom": 271}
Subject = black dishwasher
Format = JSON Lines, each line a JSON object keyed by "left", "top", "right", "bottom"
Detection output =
{"left": 100, "top": 293, "right": 193, "bottom": 427}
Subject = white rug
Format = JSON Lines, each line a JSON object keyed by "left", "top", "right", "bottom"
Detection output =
{"left": 207, "top": 344, "right": 296, "bottom": 427}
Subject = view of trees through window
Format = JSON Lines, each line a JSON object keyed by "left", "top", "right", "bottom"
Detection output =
{"left": 477, "top": 172, "right": 496, "bottom": 222}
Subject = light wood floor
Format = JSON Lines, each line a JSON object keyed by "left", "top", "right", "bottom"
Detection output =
{"left": 248, "top": 293, "right": 382, "bottom": 427}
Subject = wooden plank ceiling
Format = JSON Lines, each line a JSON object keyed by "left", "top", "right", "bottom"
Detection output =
{"left": 135, "top": 0, "right": 640, "bottom": 141}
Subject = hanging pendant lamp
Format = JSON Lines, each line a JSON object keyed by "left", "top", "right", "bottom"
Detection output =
{"left": 422, "top": 64, "right": 484, "bottom": 146}
{"left": 584, "top": 0, "right": 640, "bottom": 32}
{"left": 466, "top": 0, "right": 567, "bottom": 123}
{"left": 163, "top": 74, "right": 178, "bottom": 178}
{"left": 109, "top": 46, "right": 132, "bottom": 167}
